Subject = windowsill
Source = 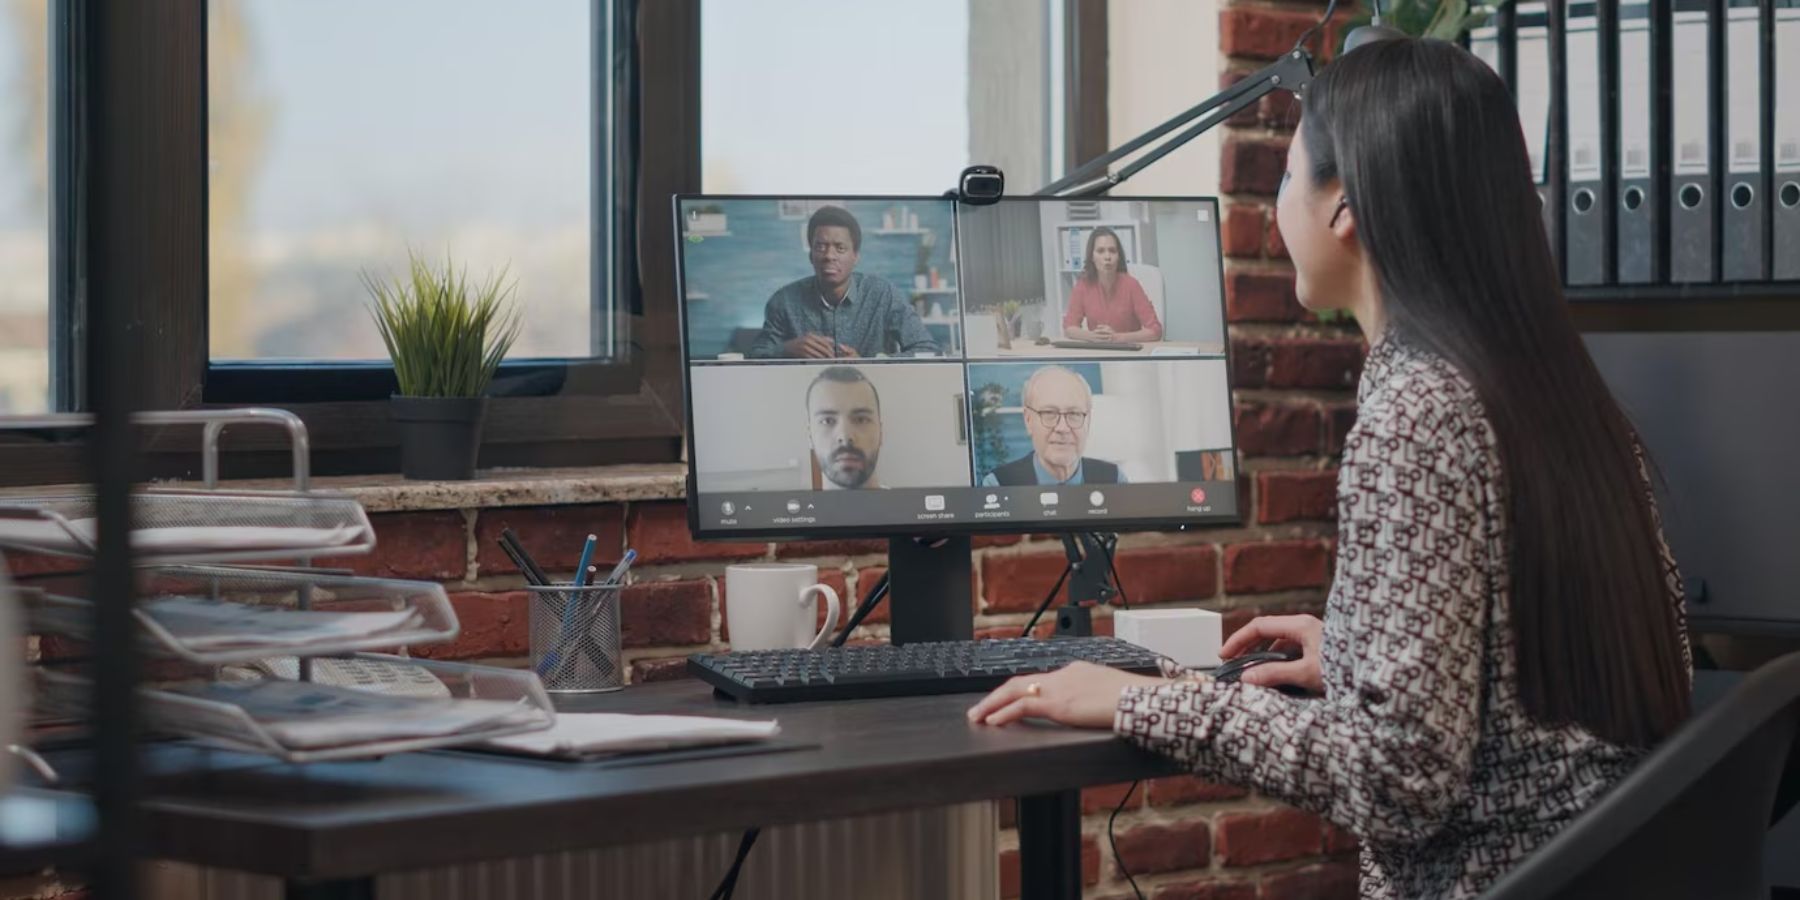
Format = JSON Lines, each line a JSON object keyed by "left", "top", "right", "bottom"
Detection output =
{"left": 0, "top": 464, "right": 688, "bottom": 514}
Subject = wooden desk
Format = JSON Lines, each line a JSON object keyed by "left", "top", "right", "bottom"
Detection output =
{"left": 987, "top": 340, "right": 1225, "bottom": 359}
{"left": 43, "top": 682, "right": 1181, "bottom": 900}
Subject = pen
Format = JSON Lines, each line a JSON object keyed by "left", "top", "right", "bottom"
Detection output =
{"left": 538, "top": 534, "right": 599, "bottom": 679}
{"left": 569, "top": 548, "right": 636, "bottom": 681}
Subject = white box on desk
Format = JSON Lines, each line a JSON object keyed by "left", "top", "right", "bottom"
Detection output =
{"left": 1113, "top": 608, "right": 1222, "bottom": 668}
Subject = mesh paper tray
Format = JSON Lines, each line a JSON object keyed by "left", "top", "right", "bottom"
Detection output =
{"left": 25, "top": 565, "right": 460, "bottom": 665}
{"left": 38, "top": 655, "right": 555, "bottom": 764}
{"left": 0, "top": 488, "right": 375, "bottom": 564}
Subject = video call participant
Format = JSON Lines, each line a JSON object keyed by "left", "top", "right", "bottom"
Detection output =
{"left": 1062, "top": 227, "right": 1163, "bottom": 344}
{"left": 806, "top": 366, "right": 886, "bottom": 490}
{"left": 983, "top": 365, "right": 1127, "bottom": 486}
{"left": 749, "top": 206, "right": 939, "bottom": 360}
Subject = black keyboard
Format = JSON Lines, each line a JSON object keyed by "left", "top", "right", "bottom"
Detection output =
{"left": 688, "top": 637, "right": 1165, "bottom": 704}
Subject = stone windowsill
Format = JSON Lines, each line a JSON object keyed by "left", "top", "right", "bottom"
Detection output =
{"left": 0, "top": 464, "right": 689, "bottom": 514}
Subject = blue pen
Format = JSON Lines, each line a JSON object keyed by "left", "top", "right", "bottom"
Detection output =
{"left": 536, "top": 533, "right": 599, "bottom": 677}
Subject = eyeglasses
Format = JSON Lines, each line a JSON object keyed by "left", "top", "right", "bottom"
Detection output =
{"left": 1027, "top": 407, "right": 1089, "bottom": 428}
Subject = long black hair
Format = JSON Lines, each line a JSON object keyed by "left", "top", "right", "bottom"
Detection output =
{"left": 1302, "top": 38, "right": 1689, "bottom": 747}
{"left": 1079, "top": 227, "right": 1129, "bottom": 283}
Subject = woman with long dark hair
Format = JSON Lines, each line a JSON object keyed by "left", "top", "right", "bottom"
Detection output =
{"left": 969, "top": 38, "right": 1691, "bottom": 899}
{"left": 1062, "top": 227, "right": 1164, "bottom": 343}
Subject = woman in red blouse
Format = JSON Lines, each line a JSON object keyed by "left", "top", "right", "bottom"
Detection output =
{"left": 1061, "top": 227, "right": 1163, "bottom": 343}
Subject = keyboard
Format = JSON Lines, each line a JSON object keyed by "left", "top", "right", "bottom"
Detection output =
{"left": 688, "top": 637, "right": 1165, "bottom": 704}
{"left": 1051, "top": 340, "right": 1143, "bottom": 351}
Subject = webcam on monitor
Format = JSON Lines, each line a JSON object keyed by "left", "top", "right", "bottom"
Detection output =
{"left": 955, "top": 165, "right": 1004, "bottom": 205}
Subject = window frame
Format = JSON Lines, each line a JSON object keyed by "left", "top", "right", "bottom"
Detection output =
{"left": 2, "top": 0, "right": 1114, "bottom": 487}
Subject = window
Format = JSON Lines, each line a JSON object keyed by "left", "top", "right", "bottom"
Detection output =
{"left": 0, "top": 2, "right": 49, "bottom": 414}
{"left": 701, "top": 0, "right": 1070, "bottom": 194}
{"left": 4, "top": 0, "right": 1113, "bottom": 485}
{"left": 207, "top": 0, "right": 610, "bottom": 367}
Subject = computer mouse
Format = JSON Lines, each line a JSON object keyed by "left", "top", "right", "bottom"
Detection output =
{"left": 1212, "top": 647, "right": 1302, "bottom": 684}
{"left": 1034, "top": 336, "right": 1052, "bottom": 345}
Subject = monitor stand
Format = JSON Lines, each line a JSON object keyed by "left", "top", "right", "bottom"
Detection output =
{"left": 887, "top": 536, "right": 975, "bottom": 644}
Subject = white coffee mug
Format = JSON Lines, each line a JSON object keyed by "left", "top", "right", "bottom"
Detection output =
{"left": 725, "top": 563, "right": 842, "bottom": 651}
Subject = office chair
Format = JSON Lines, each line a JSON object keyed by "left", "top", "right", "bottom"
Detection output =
{"left": 1480, "top": 650, "right": 1800, "bottom": 900}
{"left": 1130, "top": 263, "right": 1165, "bottom": 327}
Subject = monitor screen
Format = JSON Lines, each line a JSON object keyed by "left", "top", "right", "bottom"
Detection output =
{"left": 675, "top": 194, "right": 1240, "bottom": 540}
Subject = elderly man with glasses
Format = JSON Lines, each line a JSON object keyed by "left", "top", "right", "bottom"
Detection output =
{"left": 982, "top": 365, "right": 1126, "bottom": 487}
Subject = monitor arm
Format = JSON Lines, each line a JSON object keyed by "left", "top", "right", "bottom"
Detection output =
{"left": 1037, "top": 49, "right": 1315, "bottom": 199}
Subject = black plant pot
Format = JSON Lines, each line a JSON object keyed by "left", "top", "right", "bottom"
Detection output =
{"left": 390, "top": 395, "right": 488, "bottom": 481}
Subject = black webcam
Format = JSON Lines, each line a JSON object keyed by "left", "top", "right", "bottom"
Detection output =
{"left": 953, "top": 165, "right": 1004, "bottom": 205}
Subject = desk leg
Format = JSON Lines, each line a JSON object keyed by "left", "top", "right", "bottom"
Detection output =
{"left": 285, "top": 877, "right": 374, "bottom": 900}
{"left": 1018, "top": 790, "right": 1082, "bottom": 900}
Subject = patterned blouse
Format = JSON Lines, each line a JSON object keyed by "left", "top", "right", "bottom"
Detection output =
{"left": 1114, "top": 334, "right": 1689, "bottom": 899}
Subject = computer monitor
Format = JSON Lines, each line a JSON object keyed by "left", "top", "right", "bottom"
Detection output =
{"left": 674, "top": 194, "right": 1241, "bottom": 639}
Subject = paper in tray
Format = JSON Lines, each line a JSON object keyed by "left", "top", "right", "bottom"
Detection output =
{"left": 25, "top": 566, "right": 460, "bottom": 664}
{"left": 37, "top": 655, "right": 555, "bottom": 764}
{"left": 0, "top": 489, "right": 375, "bottom": 563}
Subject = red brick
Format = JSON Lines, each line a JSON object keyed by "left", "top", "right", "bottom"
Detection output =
{"left": 629, "top": 656, "right": 694, "bottom": 684}
{"left": 980, "top": 552, "right": 1070, "bottom": 614}
{"left": 1324, "top": 404, "right": 1358, "bottom": 456}
{"left": 473, "top": 505, "right": 624, "bottom": 578}
{"left": 1234, "top": 402, "right": 1322, "bottom": 457}
{"left": 1221, "top": 136, "right": 1289, "bottom": 196}
{"left": 1256, "top": 470, "right": 1338, "bottom": 525}
{"left": 851, "top": 566, "right": 892, "bottom": 625}
{"left": 317, "top": 511, "right": 466, "bottom": 581}
{"left": 1322, "top": 822, "right": 1359, "bottom": 854}
{"left": 1154, "top": 879, "right": 1259, "bottom": 900}
{"left": 1147, "top": 774, "right": 1249, "bottom": 807}
{"left": 1114, "top": 819, "right": 1211, "bottom": 875}
{"left": 1266, "top": 338, "right": 1365, "bottom": 390}
{"left": 973, "top": 534, "right": 1025, "bottom": 548}
{"left": 774, "top": 539, "right": 886, "bottom": 559}
{"left": 1224, "top": 541, "right": 1330, "bottom": 594}
{"left": 1259, "top": 860, "right": 1359, "bottom": 900}
{"left": 1216, "top": 807, "right": 1322, "bottom": 867}
{"left": 1231, "top": 337, "right": 1270, "bottom": 389}
{"left": 720, "top": 568, "right": 848, "bottom": 643}
{"left": 1113, "top": 545, "right": 1219, "bottom": 604}
{"left": 1081, "top": 781, "right": 1142, "bottom": 815}
{"left": 621, "top": 578, "right": 713, "bottom": 648}
{"left": 998, "top": 840, "right": 1101, "bottom": 899}
{"left": 1224, "top": 268, "right": 1304, "bottom": 323}
{"left": 1222, "top": 203, "right": 1266, "bottom": 258}
{"left": 1220, "top": 7, "right": 1322, "bottom": 60}
{"left": 1266, "top": 208, "right": 1290, "bottom": 259}
{"left": 414, "top": 591, "right": 528, "bottom": 660}
{"left": 626, "top": 502, "right": 765, "bottom": 564}
{"left": 977, "top": 622, "right": 1052, "bottom": 640}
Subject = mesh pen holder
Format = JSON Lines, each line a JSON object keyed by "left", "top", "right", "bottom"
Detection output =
{"left": 526, "top": 583, "right": 624, "bottom": 693}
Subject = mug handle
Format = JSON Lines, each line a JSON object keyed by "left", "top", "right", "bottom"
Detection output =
{"left": 802, "top": 583, "right": 842, "bottom": 650}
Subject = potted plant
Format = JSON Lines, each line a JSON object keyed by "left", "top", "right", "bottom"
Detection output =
{"left": 366, "top": 252, "right": 522, "bottom": 481}
{"left": 999, "top": 299, "right": 1024, "bottom": 339}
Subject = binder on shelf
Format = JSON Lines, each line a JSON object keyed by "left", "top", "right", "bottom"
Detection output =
{"left": 1517, "top": 2, "right": 1557, "bottom": 246}
{"left": 1721, "top": 0, "right": 1769, "bottom": 281}
{"left": 1669, "top": 0, "right": 1718, "bottom": 282}
{"left": 1776, "top": 0, "right": 1800, "bottom": 280}
{"left": 1617, "top": 0, "right": 1662, "bottom": 283}
{"left": 1564, "top": 0, "right": 1609, "bottom": 285}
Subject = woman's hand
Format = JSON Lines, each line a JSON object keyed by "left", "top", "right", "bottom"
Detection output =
{"left": 1218, "top": 614, "right": 1325, "bottom": 695}
{"left": 966, "top": 661, "right": 1166, "bottom": 729}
